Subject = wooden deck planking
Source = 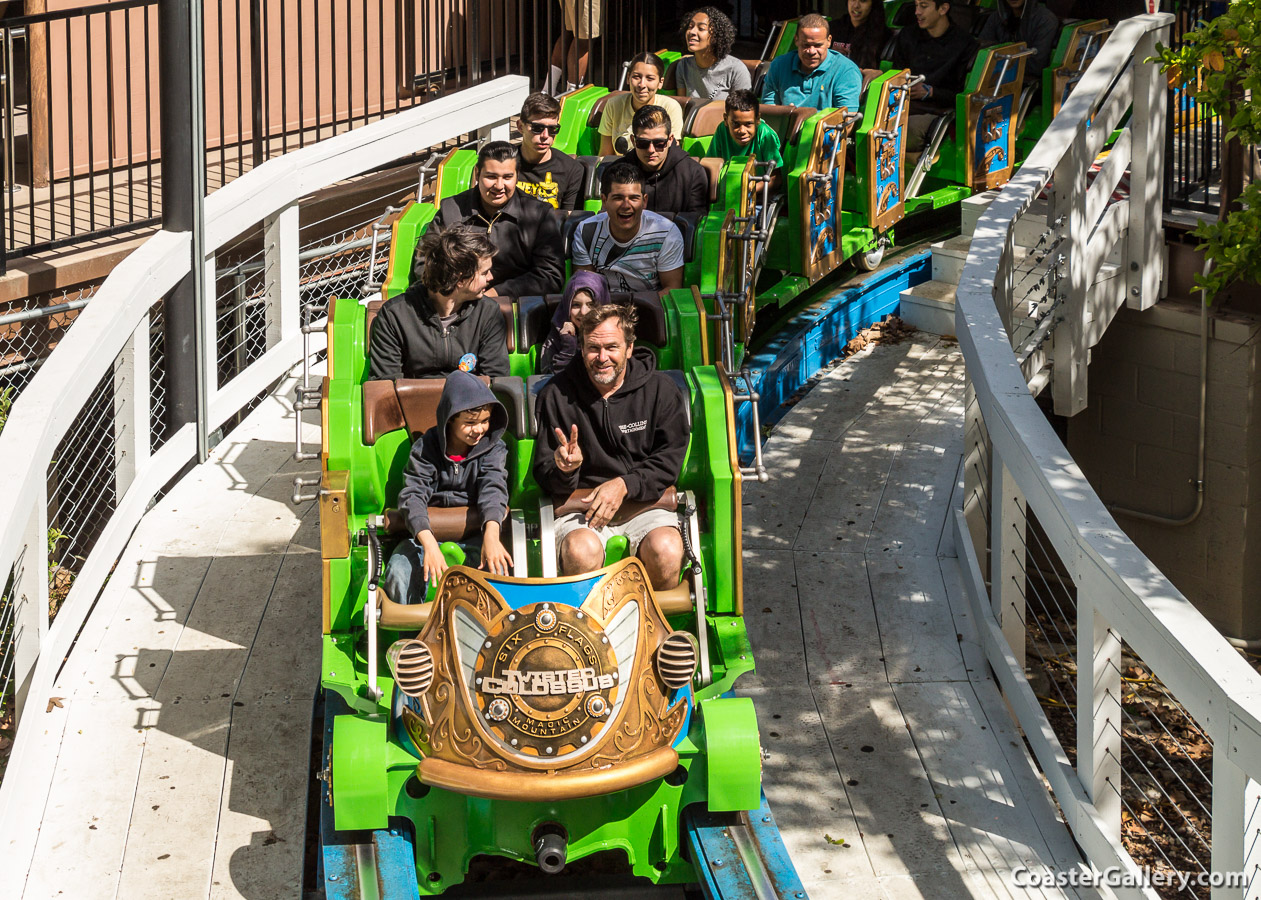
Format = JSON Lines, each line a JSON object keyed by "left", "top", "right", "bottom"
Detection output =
{"left": 21, "top": 385, "right": 321, "bottom": 900}
{"left": 742, "top": 335, "right": 1096, "bottom": 899}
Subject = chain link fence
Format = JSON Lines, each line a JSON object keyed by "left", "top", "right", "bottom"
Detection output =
{"left": 0, "top": 286, "right": 99, "bottom": 415}
{"left": 0, "top": 156, "right": 429, "bottom": 745}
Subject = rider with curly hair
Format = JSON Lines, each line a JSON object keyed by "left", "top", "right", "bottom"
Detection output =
{"left": 673, "top": 6, "right": 752, "bottom": 99}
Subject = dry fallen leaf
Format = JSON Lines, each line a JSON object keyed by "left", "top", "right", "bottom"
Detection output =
{"left": 47, "top": 697, "right": 64, "bottom": 712}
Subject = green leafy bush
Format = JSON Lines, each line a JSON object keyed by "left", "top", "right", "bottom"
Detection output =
{"left": 1152, "top": 1, "right": 1261, "bottom": 301}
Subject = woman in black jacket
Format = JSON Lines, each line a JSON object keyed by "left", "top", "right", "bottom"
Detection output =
{"left": 833, "top": 0, "right": 892, "bottom": 75}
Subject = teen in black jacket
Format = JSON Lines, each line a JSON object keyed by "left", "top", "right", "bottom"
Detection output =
{"left": 369, "top": 226, "right": 510, "bottom": 380}
{"left": 533, "top": 346, "right": 688, "bottom": 502}
{"left": 368, "top": 285, "right": 509, "bottom": 380}
{"left": 614, "top": 104, "right": 710, "bottom": 215}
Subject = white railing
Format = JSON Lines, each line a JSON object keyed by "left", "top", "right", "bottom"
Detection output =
{"left": 0, "top": 75, "right": 525, "bottom": 884}
{"left": 955, "top": 14, "right": 1261, "bottom": 897}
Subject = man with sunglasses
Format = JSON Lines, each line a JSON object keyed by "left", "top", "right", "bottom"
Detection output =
{"left": 515, "top": 92, "right": 584, "bottom": 211}
{"left": 613, "top": 105, "right": 709, "bottom": 215}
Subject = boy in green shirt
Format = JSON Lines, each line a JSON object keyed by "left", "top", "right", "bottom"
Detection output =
{"left": 710, "top": 89, "right": 784, "bottom": 175}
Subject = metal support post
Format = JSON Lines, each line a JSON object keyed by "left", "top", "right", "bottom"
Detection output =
{"left": 1050, "top": 132, "right": 1088, "bottom": 417}
{"left": 249, "top": 0, "right": 265, "bottom": 167}
{"left": 263, "top": 202, "right": 300, "bottom": 350}
{"left": 1127, "top": 26, "right": 1167, "bottom": 311}
{"left": 159, "top": 0, "right": 210, "bottom": 462}
{"left": 1210, "top": 753, "right": 1261, "bottom": 900}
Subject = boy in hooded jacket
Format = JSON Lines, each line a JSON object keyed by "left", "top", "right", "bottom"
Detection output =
{"left": 382, "top": 370, "right": 513, "bottom": 604}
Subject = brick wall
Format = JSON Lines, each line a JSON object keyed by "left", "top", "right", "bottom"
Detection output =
{"left": 1067, "top": 298, "right": 1261, "bottom": 642}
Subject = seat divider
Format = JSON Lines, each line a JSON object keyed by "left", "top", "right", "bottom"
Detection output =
{"left": 539, "top": 500, "right": 558, "bottom": 578}
{"left": 510, "top": 510, "right": 528, "bottom": 578}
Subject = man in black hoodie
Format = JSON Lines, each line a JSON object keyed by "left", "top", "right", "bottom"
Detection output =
{"left": 978, "top": 0, "right": 1060, "bottom": 74}
{"left": 614, "top": 104, "right": 710, "bottom": 215}
{"left": 533, "top": 303, "right": 689, "bottom": 590}
{"left": 424, "top": 141, "right": 566, "bottom": 298}
{"left": 383, "top": 370, "right": 512, "bottom": 604}
{"left": 369, "top": 226, "right": 510, "bottom": 380}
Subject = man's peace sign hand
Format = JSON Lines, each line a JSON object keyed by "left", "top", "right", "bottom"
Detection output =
{"left": 553, "top": 425, "right": 583, "bottom": 473}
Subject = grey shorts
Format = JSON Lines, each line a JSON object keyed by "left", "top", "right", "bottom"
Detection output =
{"left": 554, "top": 506, "right": 679, "bottom": 555}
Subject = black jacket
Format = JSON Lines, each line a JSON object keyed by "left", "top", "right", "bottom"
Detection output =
{"left": 426, "top": 188, "right": 565, "bottom": 298}
{"left": 532, "top": 348, "right": 689, "bottom": 502}
{"left": 367, "top": 284, "right": 509, "bottom": 380}
{"left": 397, "top": 370, "right": 509, "bottom": 537}
{"left": 889, "top": 22, "right": 979, "bottom": 109}
{"left": 833, "top": 13, "right": 892, "bottom": 71}
{"left": 978, "top": 1, "right": 1060, "bottom": 73}
{"left": 616, "top": 145, "right": 709, "bottom": 215}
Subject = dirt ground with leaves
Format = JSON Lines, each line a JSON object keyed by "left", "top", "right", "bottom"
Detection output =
{"left": 1030, "top": 608, "right": 1246, "bottom": 900}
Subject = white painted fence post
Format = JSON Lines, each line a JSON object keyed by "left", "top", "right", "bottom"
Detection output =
{"left": 990, "top": 454, "right": 1027, "bottom": 670}
{"left": 1210, "top": 753, "right": 1261, "bottom": 899}
{"left": 1051, "top": 131, "right": 1089, "bottom": 417}
{"left": 12, "top": 488, "right": 49, "bottom": 725}
{"left": 264, "top": 201, "right": 301, "bottom": 349}
{"left": 1127, "top": 27, "right": 1167, "bottom": 311}
{"left": 1077, "top": 594, "right": 1122, "bottom": 839}
{"left": 113, "top": 314, "right": 152, "bottom": 498}
{"left": 962, "top": 378, "right": 992, "bottom": 577}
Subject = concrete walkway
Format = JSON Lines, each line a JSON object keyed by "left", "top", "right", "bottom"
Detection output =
{"left": 20, "top": 387, "right": 321, "bottom": 900}
{"left": 742, "top": 334, "right": 1097, "bottom": 899}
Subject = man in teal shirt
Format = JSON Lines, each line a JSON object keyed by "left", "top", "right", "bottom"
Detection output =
{"left": 761, "top": 13, "right": 863, "bottom": 112}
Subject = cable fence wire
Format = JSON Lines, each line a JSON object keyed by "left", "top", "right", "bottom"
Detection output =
{"left": 1109, "top": 640, "right": 1215, "bottom": 899}
{"left": 0, "top": 285, "right": 99, "bottom": 415}
{"left": 0, "top": 563, "right": 15, "bottom": 765}
{"left": 1014, "top": 503, "right": 1080, "bottom": 761}
{"left": 46, "top": 364, "right": 117, "bottom": 624}
{"left": 1010, "top": 484, "right": 1223, "bottom": 897}
{"left": 148, "top": 300, "right": 168, "bottom": 452}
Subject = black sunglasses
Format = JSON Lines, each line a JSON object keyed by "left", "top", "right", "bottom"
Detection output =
{"left": 526, "top": 121, "right": 561, "bottom": 136}
{"left": 634, "top": 137, "right": 669, "bottom": 151}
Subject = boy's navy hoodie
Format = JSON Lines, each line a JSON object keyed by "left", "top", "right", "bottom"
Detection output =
{"left": 397, "top": 370, "right": 509, "bottom": 538}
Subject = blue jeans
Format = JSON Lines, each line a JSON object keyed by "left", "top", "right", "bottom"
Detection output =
{"left": 382, "top": 537, "right": 481, "bottom": 605}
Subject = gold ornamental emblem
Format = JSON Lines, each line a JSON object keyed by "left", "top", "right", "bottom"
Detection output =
{"left": 404, "top": 561, "right": 691, "bottom": 799}
{"left": 473, "top": 602, "right": 620, "bottom": 758}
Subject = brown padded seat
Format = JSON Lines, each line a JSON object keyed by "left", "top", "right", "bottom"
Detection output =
{"left": 361, "top": 376, "right": 490, "bottom": 446}
{"left": 366, "top": 294, "right": 516, "bottom": 353}
{"left": 760, "top": 105, "right": 816, "bottom": 148}
{"left": 554, "top": 486, "right": 678, "bottom": 524}
{"left": 686, "top": 103, "right": 814, "bottom": 149}
{"left": 383, "top": 505, "right": 481, "bottom": 542}
{"left": 698, "top": 157, "right": 724, "bottom": 203}
{"left": 519, "top": 290, "right": 670, "bottom": 350}
{"left": 588, "top": 91, "right": 625, "bottom": 129}
{"left": 687, "top": 100, "right": 725, "bottom": 139}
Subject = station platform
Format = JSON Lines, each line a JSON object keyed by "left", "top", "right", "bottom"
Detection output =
{"left": 741, "top": 334, "right": 1096, "bottom": 899}
{"left": 17, "top": 382, "right": 323, "bottom": 900}
{"left": 14, "top": 334, "right": 1090, "bottom": 899}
